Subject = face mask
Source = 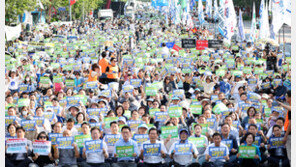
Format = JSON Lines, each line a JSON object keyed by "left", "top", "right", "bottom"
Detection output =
{"left": 22, "top": 111, "right": 28, "bottom": 116}
{"left": 223, "top": 79, "right": 228, "bottom": 82}
{"left": 26, "top": 78, "right": 30, "bottom": 81}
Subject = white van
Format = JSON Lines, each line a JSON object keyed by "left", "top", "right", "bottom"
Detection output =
{"left": 98, "top": 9, "right": 113, "bottom": 20}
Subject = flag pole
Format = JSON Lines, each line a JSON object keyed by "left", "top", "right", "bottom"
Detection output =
{"left": 69, "top": 0, "right": 72, "bottom": 21}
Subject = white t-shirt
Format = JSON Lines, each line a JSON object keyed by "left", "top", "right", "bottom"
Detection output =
{"left": 205, "top": 143, "right": 229, "bottom": 162}
{"left": 84, "top": 140, "right": 108, "bottom": 163}
{"left": 169, "top": 140, "right": 199, "bottom": 165}
{"left": 62, "top": 126, "right": 79, "bottom": 136}
{"left": 140, "top": 140, "right": 167, "bottom": 164}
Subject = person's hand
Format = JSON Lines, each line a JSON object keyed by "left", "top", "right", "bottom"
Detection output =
{"left": 283, "top": 135, "right": 288, "bottom": 144}
{"left": 224, "top": 156, "right": 229, "bottom": 161}
{"left": 258, "top": 130, "right": 264, "bottom": 136}
{"left": 161, "top": 150, "right": 166, "bottom": 156}
{"left": 237, "top": 153, "right": 241, "bottom": 158}
{"left": 83, "top": 147, "right": 86, "bottom": 153}
{"left": 260, "top": 143, "right": 265, "bottom": 148}
{"left": 254, "top": 155, "right": 260, "bottom": 159}
{"left": 132, "top": 153, "right": 137, "bottom": 157}
{"left": 35, "top": 153, "right": 39, "bottom": 159}
{"left": 103, "top": 148, "right": 107, "bottom": 154}
{"left": 26, "top": 146, "right": 29, "bottom": 151}
{"left": 48, "top": 153, "right": 53, "bottom": 159}
{"left": 72, "top": 143, "right": 77, "bottom": 149}
{"left": 267, "top": 144, "right": 271, "bottom": 150}
{"left": 231, "top": 148, "right": 236, "bottom": 153}
{"left": 114, "top": 153, "right": 117, "bottom": 157}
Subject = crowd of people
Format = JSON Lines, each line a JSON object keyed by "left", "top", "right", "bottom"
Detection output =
{"left": 5, "top": 9, "right": 291, "bottom": 167}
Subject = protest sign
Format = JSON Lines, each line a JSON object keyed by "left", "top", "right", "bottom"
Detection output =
{"left": 238, "top": 146, "right": 256, "bottom": 159}
{"left": 190, "top": 104, "right": 202, "bottom": 115}
{"left": 209, "top": 147, "right": 227, "bottom": 159}
{"left": 48, "top": 133, "right": 63, "bottom": 145}
{"left": 208, "top": 40, "right": 223, "bottom": 48}
{"left": 182, "top": 39, "right": 196, "bottom": 48}
{"left": 104, "top": 117, "right": 119, "bottom": 128}
{"left": 221, "top": 139, "right": 233, "bottom": 150}
{"left": 269, "top": 137, "right": 285, "bottom": 149}
{"left": 122, "top": 85, "right": 134, "bottom": 93}
{"left": 143, "top": 143, "right": 161, "bottom": 156}
{"left": 130, "top": 79, "right": 142, "bottom": 88}
{"left": 161, "top": 126, "right": 178, "bottom": 139}
{"left": 155, "top": 112, "right": 168, "bottom": 122}
{"left": 6, "top": 138, "right": 27, "bottom": 153}
{"left": 17, "top": 98, "right": 30, "bottom": 107}
{"left": 116, "top": 145, "right": 134, "bottom": 158}
{"left": 188, "top": 137, "right": 206, "bottom": 148}
{"left": 66, "top": 96, "right": 81, "bottom": 107}
{"left": 74, "top": 134, "right": 91, "bottom": 147}
{"left": 21, "top": 120, "right": 36, "bottom": 131}
{"left": 196, "top": 40, "right": 208, "bottom": 50}
{"left": 168, "top": 106, "right": 182, "bottom": 118}
{"left": 84, "top": 81, "right": 98, "bottom": 89}
{"left": 133, "top": 134, "right": 149, "bottom": 147}
{"left": 85, "top": 140, "right": 103, "bottom": 153}
{"left": 104, "top": 134, "right": 121, "bottom": 146}
{"left": 128, "top": 120, "right": 143, "bottom": 132}
{"left": 175, "top": 143, "right": 192, "bottom": 155}
{"left": 5, "top": 116, "right": 16, "bottom": 126}
{"left": 33, "top": 140, "right": 51, "bottom": 155}
{"left": 56, "top": 137, "right": 74, "bottom": 149}
{"left": 206, "top": 118, "right": 216, "bottom": 129}
{"left": 87, "top": 108, "right": 101, "bottom": 117}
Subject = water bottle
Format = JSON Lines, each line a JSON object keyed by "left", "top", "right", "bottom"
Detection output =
{"left": 279, "top": 159, "right": 282, "bottom": 167}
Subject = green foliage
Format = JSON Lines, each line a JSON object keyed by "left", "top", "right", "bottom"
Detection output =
{"left": 5, "top": 0, "right": 37, "bottom": 24}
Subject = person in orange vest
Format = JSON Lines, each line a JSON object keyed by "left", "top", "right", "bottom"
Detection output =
{"left": 106, "top": 57, "right": 121, "bottom": 83}
{"left": 99, "top": 51, "right": 108, "bottom": 84}
{"left": 87, "top": 64, "right": 102, "bottom": 88}
{"left": 277, "top": 90, "right": 291, "bottom": 164}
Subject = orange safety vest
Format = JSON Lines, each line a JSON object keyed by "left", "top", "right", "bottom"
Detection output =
{"left": 107, "top": 65, "right": 119, "bottom": 79}
{"left": 284, "top": 110, "right": 290, "bottom": 131}
{"left": 88, "top": 70, "right": 97, "bottom": 82}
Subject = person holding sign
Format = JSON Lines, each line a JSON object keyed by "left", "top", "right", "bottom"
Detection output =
{"left": 267, "top": 125, "right": 290, "bottom": 167}
{"left": 54, "top": 129, "right": 80, "bottom": 167}
{"left": 237, "top": 133, "right": 261, "bottom": 167}
{"left": 169, "top": 128, "right": 199, "bottom": 167}
{"left": 138, "top": 127, "right": 167, "bottom": 167}
{"left": 204, "top": 133, "right": 229, "bottom": 167}
{"left": 82, "top": 127, "right": 109, "bottom": 167}
{"left": 220, "top": 123, "right": 239, "bottom": 163}
{"left": 191, "top": 124, "right": 208, "bottom": 165}
{"left": 5, "top": 126, "right": 33, "bottom": 167}
{"left": 113, "top": 126, "right": 139, "bottom": 167}
{"left": 30, "top": 132, "right": 55, "bottom": 167}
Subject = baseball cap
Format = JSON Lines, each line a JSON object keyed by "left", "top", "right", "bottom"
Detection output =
{"left": 138, "top": 124, "right": 148, "bottom": 130}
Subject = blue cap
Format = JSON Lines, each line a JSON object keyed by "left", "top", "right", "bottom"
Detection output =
{"left": 172, "top": 96, "right": 180, "bottom": 100}
{"left": 179, "top": 128, "right": 189, "bottom": 135}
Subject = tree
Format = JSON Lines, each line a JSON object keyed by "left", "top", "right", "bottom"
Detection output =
{"left": 71, "top": 0, "right": 104, "bottom": 20}
{"left": 5, "top": 0, "right": 37, "bottom": 25}
{"left": 40, "top": 0, "right": 68, "bottom": 22}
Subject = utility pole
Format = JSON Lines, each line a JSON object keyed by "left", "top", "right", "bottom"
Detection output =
{"left": 69, "top": 0, "right": 72, "bottom": 21}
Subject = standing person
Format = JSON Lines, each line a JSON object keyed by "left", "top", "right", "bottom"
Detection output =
{"left": 278, "top": 90, "right": 291, "bottom": 164}
{"left": 82, "top": 127, "right": 109, "bottom": 167}
{"left": 99, "top": 51, "right": 109, "bottom": 84}
{"left": 138, "top": 127, "right": 167, "bottom": 167}
{"left": 112, "top": 126, "right": 139, "bottom": 167}
{"left": 169, "top": 128, "right": 199, "bottom": 167}
{"left": 106, "top": 58, "right": 121, "bottom": 83}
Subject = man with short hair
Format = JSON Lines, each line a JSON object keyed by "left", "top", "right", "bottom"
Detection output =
{"left": 63, "top": 118, "right": 79, "bottom": 136}
{"left": 204, "top": 133, "right": 230, "bottom": 167}
{"left": 138, "top": 127, "right": 167, "bottom": 167}
{"left": 169, "top": 128, "right": 199, "bottom": 167}
{"left": 112, "top": 126, "right": 139, "bottom": 167}
{"left": 220, "top": 123, "right": 239, "bottom": 163}
{"left": 82, "top": 127, "right": 109, "bottom": 167}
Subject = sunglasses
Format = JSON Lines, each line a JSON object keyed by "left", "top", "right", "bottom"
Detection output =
{"left": 39, "top": 136, "right": 47, "bottom": 139}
